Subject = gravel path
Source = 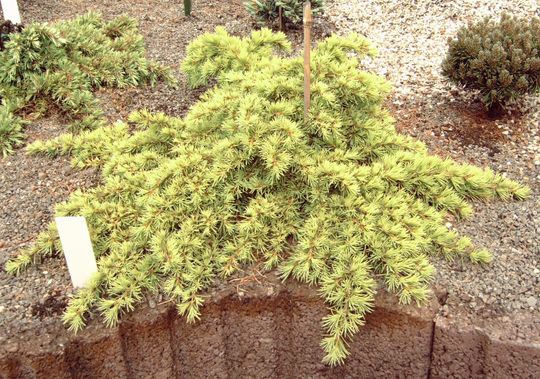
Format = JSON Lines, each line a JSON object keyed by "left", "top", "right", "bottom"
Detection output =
{"left": 1, "top": 0, "right": 539, "bottom": 345}
{"left": 327, "top": 0, "right": 540, "bottom": 340}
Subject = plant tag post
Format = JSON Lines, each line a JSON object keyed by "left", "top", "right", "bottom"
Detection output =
{"left": 303, "top": 1, "right": 312, "bottom": 120}
{"left": 1, "top": 0, "right": 21, "bottom": 24}
{"left": 55, "top": 216, "right": 98, "bottom": 289}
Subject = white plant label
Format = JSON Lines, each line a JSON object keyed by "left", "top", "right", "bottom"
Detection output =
{"left": 56, "top": 217, "right": 98, "bottom": 288}
{"left": 1, "top": 0, "right": 22, "bottom": 24}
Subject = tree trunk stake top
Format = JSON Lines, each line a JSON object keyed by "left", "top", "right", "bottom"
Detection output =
{"left": 1, "top": 0, "right": 21, "bottom": 24}
{"left": 303, "top": 1, "right": 312, "bottom": 120}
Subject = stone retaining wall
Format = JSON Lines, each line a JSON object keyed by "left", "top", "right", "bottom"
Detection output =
{"left": 1, "top": 277, "right": 538, "bottom": 378}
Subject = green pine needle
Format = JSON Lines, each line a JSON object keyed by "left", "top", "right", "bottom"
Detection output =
{"left": 470, "top": 249, "right": 493, "bottom": 264}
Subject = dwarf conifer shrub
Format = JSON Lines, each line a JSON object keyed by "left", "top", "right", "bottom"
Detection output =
{"left": 7, "top": 28, "right": 530, "bottom": 365}
{"left": 0, "top": 12, "right": 175, "bottom": 157}
{"left": 442, "top": 13, "right": 540, "bottom": 110}
{"left": 245, "top": 0, "right": 325, "bottom": 27}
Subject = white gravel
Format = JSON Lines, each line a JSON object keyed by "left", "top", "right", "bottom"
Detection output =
{"left": 326, "top": 0, "right": 538, "bottom": 98}
{"left": 327, "top": 0, "right": 540, "bottom": 164}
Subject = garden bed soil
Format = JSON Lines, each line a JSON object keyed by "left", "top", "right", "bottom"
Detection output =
{"left": 1, "top": 0, "right": 539, "bottom": 375}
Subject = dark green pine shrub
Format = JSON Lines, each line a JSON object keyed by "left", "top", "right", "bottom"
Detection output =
{"left": 245, "top": 0, "right": 325, "bottom": 27}
{"left": 0, "top": 12, "right": 175, "bottom": 157}
{"left": 7, "top": 28, "right": 530, "bottom": 365}
{"left": 442, "top": 13, "right": 540, "bottom": 110}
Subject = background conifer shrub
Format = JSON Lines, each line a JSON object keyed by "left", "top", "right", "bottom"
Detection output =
{"left": 0, "top": 12, "right": 175, "bottom": 157}
{"left": 7, "top": 28, "right": 530, "bottom": 365}
{"left": 245, "top": 0, "right": 325, "bottom": 27}
{"left": 442, "top": 13, "right": 540, "bottom": 110}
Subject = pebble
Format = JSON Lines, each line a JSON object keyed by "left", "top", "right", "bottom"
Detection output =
{"left": 5, "top": 343, "right": 19, "bottom": 353}
{"left": 441, "top": 304, "right": 449, "bottom": 317}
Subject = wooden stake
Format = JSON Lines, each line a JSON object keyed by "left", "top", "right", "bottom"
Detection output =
{"left": 278, "top": 6, "right": 283, "bottom": 31}
{"left": 303, "top": 1, "right": 312, "bottom": 120}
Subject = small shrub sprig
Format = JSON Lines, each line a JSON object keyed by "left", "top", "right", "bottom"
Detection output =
{"left": 442, "top": 13, "right": 540, "bottom": 110}
{"left": 0, "top": 104, "right": 26, "bottom": 157}
{"left": 245, "top": 0, "right": 325, "bottom": 27}
{"left": 7, "top": 28, "right": 529, "bottom": 365}
{"left": 0, "top": 12, "right": 175, "bottom": 157}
